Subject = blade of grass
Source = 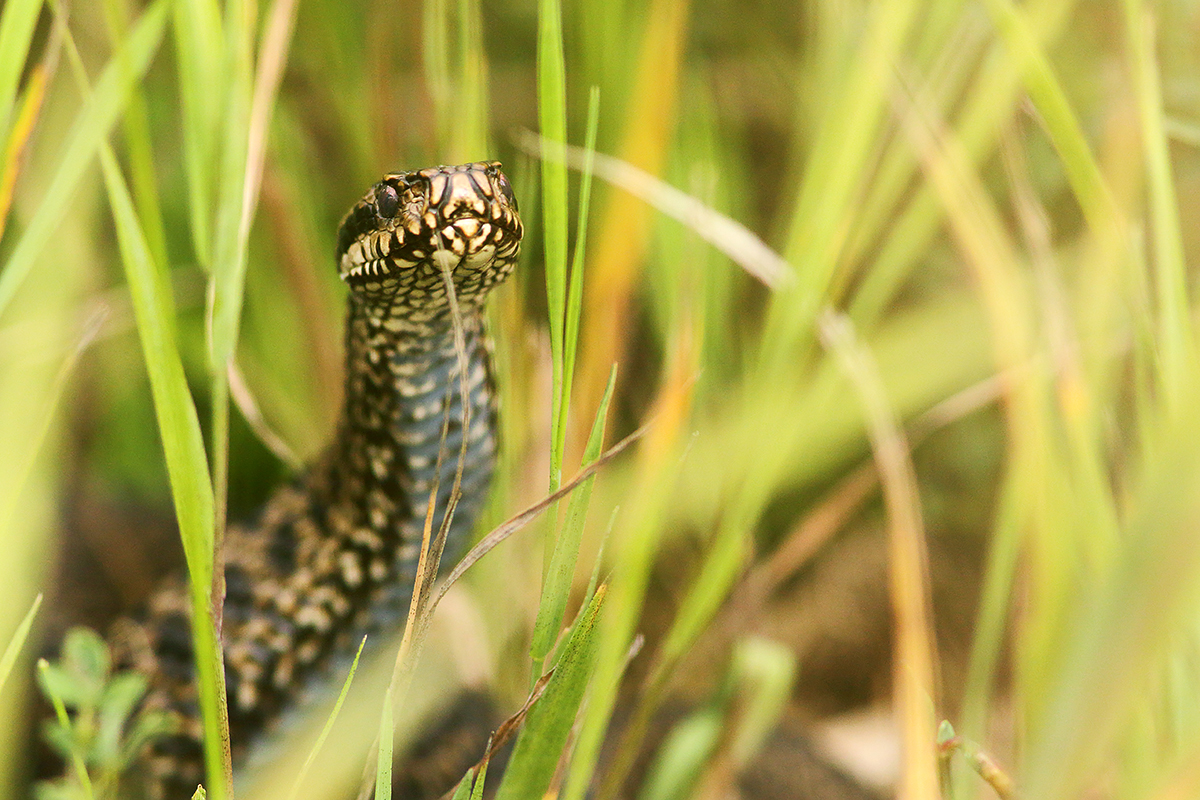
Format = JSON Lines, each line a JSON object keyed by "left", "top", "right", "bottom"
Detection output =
{"left": 469, "top": 759, "right": 489, "bottom": 800}
{"left": 1123, "top": 3, "right": 1192, "bottom": 408}
{"left": 981, "top": 0, "right": 1124, "bottom": 239}
{"left": 100, "top": 143, "right": 227, "bottom": 800}
{"left": 0, "top": 0, "right": 169, "bottom": 321}
{"left": 574, "top": 0, "right": 689, "bottom": 435}
{"left": 561, "top": 88, "right": 601, "bottom": 406}
{"left": 981, "top": 0, "right": 1135, "bottom": 405}
{"left": 230, "top": 0, "right": 299, "bottom": 351}
{"left": 0, "top": 593, "right": 41, "bottom": 696}
{"left": 100, "top": 0, "right": 169, "bottom": 272}
{"left": 44, "top": 4, "right": 232, "bottom": 789}
{"left": 287, "top": 636, "right": 368, "bottom": 800}
{"left": 375, "top": 684, "right": 394, "bottom": 800}
{"left": 846, "top": 0, "right": 1079, "bottom": 328}
{"left": 515, "top": 132, "right": 790, "bottom": 289}
{"left": 760, "top": 0, "right": 921, "bottom": 372}
{"left": 495, "top": 585, "right": 607, "bottom": 800}
{"left": 171, "top": 0, "right": 224, "bottom": 267}
{"left": 423, "top": 0, "right": 489, "bottom": 162}
{"left": 820, "top": 311, "right": 939, "bottom": 800}
{"left": 0, "top": 0, "right": 44, "bottom": 137}
{"left": 565, "top": 357, "right": 694, "bottom": 800}
{"left": 530, "top": 366, "right": 616, "bottom": 676}
{"left": 202, "top": 0, "right": 252, "bottom": 547}
{"left": 0, "top": 8, "right": 58, "bottom": 244}
{"left": 450, "top": 772, "right": 473, "bottom": 800}
{"left": 210, "top": 0, "right": 298, "bottom": 550}
{"left": 537, "top": 0, "right": 569, "bottom": 490}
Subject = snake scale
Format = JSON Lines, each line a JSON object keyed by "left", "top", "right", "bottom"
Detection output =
{"left": 99, "top": 162, "right": 521, "bottom": 796}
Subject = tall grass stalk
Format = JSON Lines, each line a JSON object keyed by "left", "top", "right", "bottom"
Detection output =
{"left": 536, "top": 0, "right": 570, "bottom": 491}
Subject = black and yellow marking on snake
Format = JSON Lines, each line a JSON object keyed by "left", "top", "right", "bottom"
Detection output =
{"left": 104, "top": 162, "right": 521, "bottom": 796}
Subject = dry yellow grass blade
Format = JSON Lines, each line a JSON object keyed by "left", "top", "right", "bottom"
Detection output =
{"left": 821, "top": 312, "right": 940, "bottom": 800}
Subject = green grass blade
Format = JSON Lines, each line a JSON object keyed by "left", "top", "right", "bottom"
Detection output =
{"left": 1123, "top": 1, "right": 1193, "bottom": 405}
{"left": 530, "top": 366, "right": 616, "bottom": 672}
{"left": 100, "top": 144, "right": 227, "bottom": 799}
{"left": 424, "top": 0, "right": 489, "bottom": 162}
{"left": 982, "top": 0, "right": 1123, "bottom": 238}
{"left": 0, "top": 593, "right": 41, "bottom": 696}
{"left": 469, "top": 759, "right": 489, "bottom": 800}
{"left": 170, "top": 0, "right": 224, "bottom": 267}
{"left": 101, "top": 147, "right": 215, "bottom": 673}
{"left": 288, "top": 636, "right": 368, "bottom": 800}
{"left": 559, "top": 87, "right": 601, "bottom": 451}
{"left": 210, "top": 0, "right": 298, "bottom": 371}
{"left": 205, "top": 33, "right": 252, "bottom": 372}
{"left": 496, "top": 585, "right": 606, "bottom": 800}
{"left": 537, "top": 0, "right": 569, "bottom": 490}
{"left": 0, "top": 0, "right": 44, "bottom": 137}
{"left": 845, "top": 0, "right": 1079, "bottom": 328}
{"left": 0, "top": 0, "right": 168, "bottom": 322}
{"left": 454, "top": 0, "right": 489, "bottom": 159}
{"left": 375, "top": 685, "right": 394, "bottom": 800}
{"left": 207, "top": 0, "right": 298, "bottom": 540}
{"left": 760, "top": 0, "right": 921, "bottom": 370}
{"left": 100, "top": 0, "right": 170, "bottom": 272}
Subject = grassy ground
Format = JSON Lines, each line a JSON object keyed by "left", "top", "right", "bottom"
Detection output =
{"left": 2, "top": 0, "right": 1200, "bottom": 798}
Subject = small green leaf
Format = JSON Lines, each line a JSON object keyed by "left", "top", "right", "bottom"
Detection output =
{"left": 95, "top": 672, "right": 149, "bottom": 763}
{"left": 938, "top": 719, "right": 957, "bottom": 746}
{"left": 36, "top": 660, "right": 90, "bottom": 711}
{"left": 62, "top": 628, "right": 110, "bottom": 675}
{"left": 38, "top": 718, "right": 74, "bottom": 761}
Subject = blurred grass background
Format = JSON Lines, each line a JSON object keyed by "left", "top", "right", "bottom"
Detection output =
{"left": 2, "top": 0, "right": 1200, "bottom": 798}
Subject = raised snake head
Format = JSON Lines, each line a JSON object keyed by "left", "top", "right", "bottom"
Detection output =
{"left": 336, "top": 161, "right": 522, "bottom": 311}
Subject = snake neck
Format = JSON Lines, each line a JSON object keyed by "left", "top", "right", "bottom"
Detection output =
{"left": 317, "top": 293, "right": 499, "bottom": 584}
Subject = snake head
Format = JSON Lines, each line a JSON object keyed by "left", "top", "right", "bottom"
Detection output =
{"left": 336, "top": 161, "right": 523, "bottom": 309}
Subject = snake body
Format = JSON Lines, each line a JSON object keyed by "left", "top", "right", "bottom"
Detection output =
{"left": 106, "top": 162, "right": 522, "bottom": 796}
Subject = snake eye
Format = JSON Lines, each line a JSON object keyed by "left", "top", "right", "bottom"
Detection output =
{"left": 495, "top": 173, "right": 515, "bottom": 206}
{"left": 375, "top": 184, "right": 400, "bottom": 218}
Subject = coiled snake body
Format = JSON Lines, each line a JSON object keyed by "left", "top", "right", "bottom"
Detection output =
{"left": 107, "top": 162, "right": 522, "bottom": 796}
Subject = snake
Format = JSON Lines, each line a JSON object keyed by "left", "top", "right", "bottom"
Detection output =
{"left": 99, "top": 161, "right": 521, "bottom": 797}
